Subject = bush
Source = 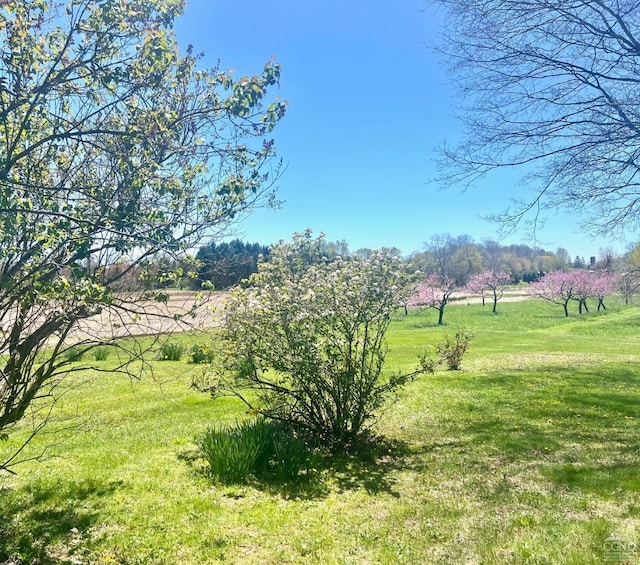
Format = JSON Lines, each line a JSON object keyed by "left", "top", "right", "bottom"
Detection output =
{"left": 271, "top": 431, "right": 312, "bottom": 481}
{"left": 64, "top": 346, "right": 86, "bottom": 363}
{"left": 158, "top": 341, "right": 185, "bottom": 361}
{"left": 436, "top": 329, "right": 472, "bottom": 371}
{"left": 189, "top": 343, "right": 215, "bottom": 364}
{"left": 420, "top": 329, "right": 473, "bottom": 372}
{"left": 196, "top": 418, "right": 314, "bottom": 483}
{"left": 206, "top": 231, "right": 427, "bottom": 449}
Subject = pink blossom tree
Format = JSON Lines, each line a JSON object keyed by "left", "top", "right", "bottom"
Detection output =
{"left": 408, "top": 274, "right": 459, "bottom": 325}
{"left": 529, "top": 270, "right": 619, "bottom": 316}
{"left": 588, "top": 271, "right": 619, "bottom": 311}
{"left": 567, "top": 270, "right": 619, "bottom": 313}
{"left": 465, "top": 270, "right": 512, "bottom": 313}
{"left": 528, "top": 270, "right": 576, "bottom": 316}
{"left": 570, "top": 271, "right": 593, "bottom": 314}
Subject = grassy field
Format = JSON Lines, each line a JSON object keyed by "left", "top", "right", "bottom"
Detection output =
{"left": 1, "top": 298, "right": 640, "bottom": 564}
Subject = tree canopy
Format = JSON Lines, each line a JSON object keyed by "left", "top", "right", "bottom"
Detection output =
{"left": 0, "top": 0, "right": 285, "bottom": 467}
{"left": 194, "top": 239, "right": 270, "bottom": 290}
{"left": 430, "top": 0, "right": 640, "bottom": 236}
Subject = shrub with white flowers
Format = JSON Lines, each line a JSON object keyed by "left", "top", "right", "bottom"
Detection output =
{"left": 208, "top": 231, "right": 424, "bottom": 448}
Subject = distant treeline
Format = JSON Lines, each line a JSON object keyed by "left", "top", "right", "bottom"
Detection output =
{"left": 191, "top": 239, "right": 270, "bottom": 290}
{"left": 189, "top": 234, "right": 619, "bottom": 290}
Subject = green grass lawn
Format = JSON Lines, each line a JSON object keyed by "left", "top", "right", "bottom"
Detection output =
{"left": 2, "top": 298, "right": 640, "bottom": 564}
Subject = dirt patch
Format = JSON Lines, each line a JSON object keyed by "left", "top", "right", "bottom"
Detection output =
{"left": 449, "top": 289, "right": 531, "bottom": 305}
{"left": 70, "top": 291, "right": 228, "bottom": 341}
{"left": 70, "top": 288, "right": 530, "bottom": 341}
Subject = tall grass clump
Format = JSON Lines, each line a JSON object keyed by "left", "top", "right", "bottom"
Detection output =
{"left": 196, "top": 418, "right": 314, "bottom": 483}
{"left": 158, "top": 341, "right": 185, "bottom": 361}
{"left": 92, "top": 346, "right": 109, "bottom": 361}
{"left": 64, "top": 346, "right": 86, "bottom": 363}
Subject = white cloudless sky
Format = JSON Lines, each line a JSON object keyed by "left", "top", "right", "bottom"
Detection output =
{"left": 174, "top": 0, "right": 633, "bottom": 260}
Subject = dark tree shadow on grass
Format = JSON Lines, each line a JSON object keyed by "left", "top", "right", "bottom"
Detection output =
{"left": 180, "top": 437, "right": 413, "bottom": 501}
{"left": 545, "top": 462, "right": 640, "bottom": 496}
{"left": 183, "top": 363, "right": 640, "bottom": 502}
{"left": 413, "top": 363, "right": 640, "bottom": 499}
{"left": 0, "top": 477, "right": 121, "bottom": 564}
{"left": 260, "top": 437, "right": 413, "bottom": 500}
{"left": 322, "top": 437, "right": 412, "bottom": 497}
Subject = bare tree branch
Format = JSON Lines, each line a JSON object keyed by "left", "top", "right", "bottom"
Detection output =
{"left": 430, "top": 0, "right": 640, "bottom": 236}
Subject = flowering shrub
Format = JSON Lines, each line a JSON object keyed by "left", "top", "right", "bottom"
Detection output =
{"left": 207, "top": 231, "right": 425, "bottom": 447}
{"left": 189, "top": 343, "right": 215, "bottom": 364}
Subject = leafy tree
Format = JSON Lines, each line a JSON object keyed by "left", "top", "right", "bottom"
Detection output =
{"left": 449, "top": 241, "right": 484, "bottom": 285}
{"left": 535, "top": 253, "right": 565, "bottom": 275}
{"left": 502, "top": 253, "right": 533, "bottom": 283}
{"left": 421, "top": 234, "right": 457, "bottom": 278}
{"left": 627, "top": 243, "right": 640, "bottom": 272}
{"left": 0, "top": 0, "right": 285, "bottom": 470}
{"left": 431, "top": 0, "right": 640, "bottom": 236}
{"left": 420, "top": 233, "right": 481, "bottom": 285}
{"left": 319, "top": 238, "right": 351, "bottom": 259}
{"left": 465, "top": 270, "right": 512, "bottom": 313}
{"left": 354, "top": 248, "right": 374, "bottom": 260}
{"left": 555, "top": 248, "right": 572, "bottom": 268}
{"left": 573, "top": 256, "right": 587, "bottom": 270}
{"left": 411, "top": 236, "right": 579, "bottom": 284}
{"left": 205, "top": 231, "right": 424, "bottom": 447}
{"left": 481, "top": 239, "right": 508, "bottom": 272}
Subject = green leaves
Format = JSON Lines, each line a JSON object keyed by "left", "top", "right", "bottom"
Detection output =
{"left": 228, "top": 59, "right": 284, "bottom": 119}
{"left": 0, "top": 0, "right": 285, "bottom": 446}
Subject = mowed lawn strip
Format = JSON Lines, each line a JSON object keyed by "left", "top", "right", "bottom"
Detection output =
{"left": 1, "top": 298, "right": 639, "bottom": 564}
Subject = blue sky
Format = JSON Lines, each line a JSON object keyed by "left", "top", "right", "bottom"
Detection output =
{"left": 174, "top": 0, "right": 630, "bottom": 260}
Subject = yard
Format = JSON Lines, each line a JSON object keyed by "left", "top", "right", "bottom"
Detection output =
{"left": 1, "top": 298, "right": 639, "bottom": 564}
